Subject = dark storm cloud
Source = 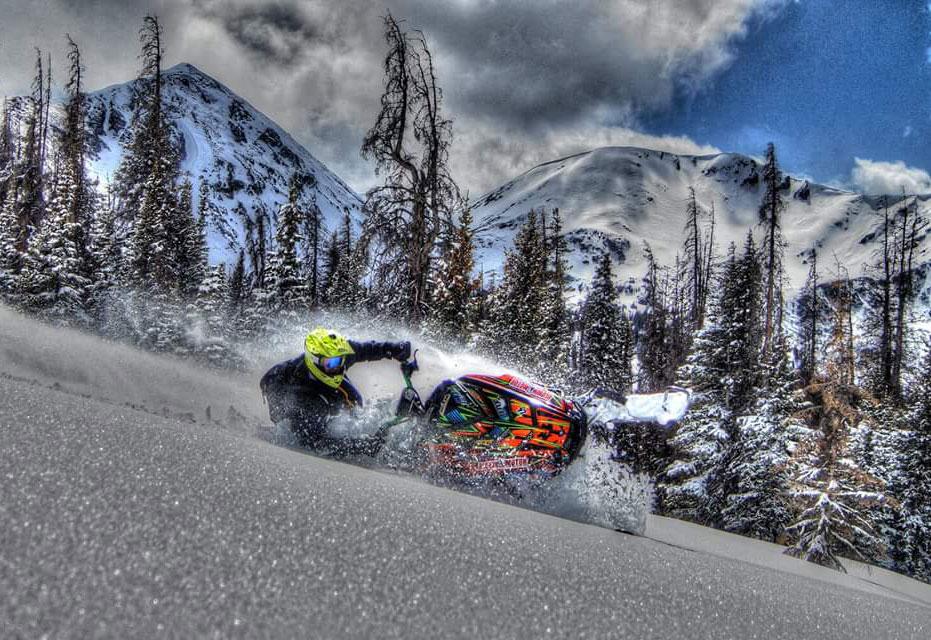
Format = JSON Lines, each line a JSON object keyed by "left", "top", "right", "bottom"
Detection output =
{"left": 193, "top": 1, "right": 319, "bottom": 67}
{"left": 0, "top": 0, "right": 781, "bottom": 193}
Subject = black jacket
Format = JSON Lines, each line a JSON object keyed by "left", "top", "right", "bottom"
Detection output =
{"left": 260, "top": 340, "right": 408, "bottom": 447}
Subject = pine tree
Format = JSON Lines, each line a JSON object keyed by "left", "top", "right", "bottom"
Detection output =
{"left": 891, "top": 345, "right": 931, "bottom": 581}
{"left": 268, "top": 175, "right": 306, "bottom": 313}
{"left": 115, "top": 15, "right": 170, "bottom": 223}
{"left": 61, "top": 36, "right": 91, "bottom": 235}
{"left": 0, "top": 187, "right": 22, "bottom": 299}
{"left": 0, "top": 100, "right": 14, "bottom": 182}
{"left": 16, "top": 50, "right": 49, "bottom": 249}
{"left": 193, "top": 264, "right": 231, "bottom": 366}
{"left": 759, "top": 142, "right": 785, "bottom": 359}
{"left": 578, "top": 252, "right": 632, "bottom": 394}
{"left": 484, "top": 210, "right": 548, "bottom": 371}
{"left": 87, "top": 203, "right": 121, "bottom": 323}
{"left": 428, "top": 207, "right": 478, "bottom": 343}
{"left": 320, "top": 230, "right": 342, "bottom": 307}
{"left": 783, "top": 283, "right": 889, "bottom": 572}
{"left": 661, "top": 236, "right": 764, "bottom": 523}
{"left": 324, "top": 211, "right": 366, "bottom": 313}
{"left": 228, "top": 249, "right": 247, "bottom": 316}
{"left": 539, "top": 208, "right": 572, "bottom": 383}
{"left": 122, "top": 15, "right": 182, "bottom": 298}
{"left": 683, "top": 186, "right": 710, "bottom": 329}
{"left": 637, "top": 244, "right": 671, "bottom": 391}
{"left": 304, "top": 191, "right": 323, "bottom": 307}
{"left": 718, "top": 352, "right": 804, "bottom": 540}
{"left": 784, "top": 384, "right": 888, "bottom": 572}
{"left": 174, "top": 179, "right": 207, "bottom": 298}
{"left": 798, "top": 250, "right": 820, "bottom": 384}
{"left": 17, "top": 168, "right": 91, "bottom": 322}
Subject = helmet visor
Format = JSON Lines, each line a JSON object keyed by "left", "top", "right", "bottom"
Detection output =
{"left": 315, "top": 355, "right": 346, "bottom": 375}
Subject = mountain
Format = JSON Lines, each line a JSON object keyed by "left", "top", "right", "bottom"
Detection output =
{"left": 471, "top": 146, "right": 931, "bottom": 304}
{"left": 77, "top": 63, "right": 362, "bottom": 265}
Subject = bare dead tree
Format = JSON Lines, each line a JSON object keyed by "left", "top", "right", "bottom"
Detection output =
{"left": 361, "top": 13, "right": 460, "bottom": 325}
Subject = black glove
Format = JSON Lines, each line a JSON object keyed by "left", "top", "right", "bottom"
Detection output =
{"left": 390, "top": 341, "right": 412, "bottom": 361}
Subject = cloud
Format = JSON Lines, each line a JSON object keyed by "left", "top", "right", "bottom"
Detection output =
{"left": 0, "top": 0, "right": 782, "bottom": 195}
{"left": 850, "top": 157, "right": 931, "bottom": 195}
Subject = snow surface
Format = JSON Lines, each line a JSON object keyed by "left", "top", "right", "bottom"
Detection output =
{"left": 1, "top": 305, "right": 930, "bottom": 637}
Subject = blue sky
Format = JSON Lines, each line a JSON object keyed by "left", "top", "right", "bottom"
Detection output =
{"left": 642, "top": 0, "right": 931, "bottom": 187}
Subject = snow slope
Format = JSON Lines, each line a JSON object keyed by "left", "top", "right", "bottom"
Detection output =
{"left": 472, "top": 146, "right": 931, "bottom": 305}
{"left": 1, "top": 305, "right": 929, "bottom": 637}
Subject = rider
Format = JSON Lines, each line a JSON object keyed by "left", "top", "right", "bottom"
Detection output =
{"left": 260, "top": 327, "right": 411, "bottom": 448}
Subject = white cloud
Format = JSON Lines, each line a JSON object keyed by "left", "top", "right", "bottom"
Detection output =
{"left": 850, "top": 157, "right": 931, "bottom": 195}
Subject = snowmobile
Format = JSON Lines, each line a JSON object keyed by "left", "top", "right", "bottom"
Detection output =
{"left": 380, "top": 352, "right": 690, "bottom": 483}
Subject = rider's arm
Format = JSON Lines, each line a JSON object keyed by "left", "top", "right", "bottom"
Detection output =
{"left": 346, "top": 340, "right": 411, "bottom": 365}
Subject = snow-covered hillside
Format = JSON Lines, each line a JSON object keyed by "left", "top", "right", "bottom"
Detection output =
{"left": 1, "top": 305, "right": 929, "bottom": 637}
{"left": 472, "top": 147, "right": 931, "bottom": 304}
{"left": 79, "top": 63, "right": 362, "bottom": 264}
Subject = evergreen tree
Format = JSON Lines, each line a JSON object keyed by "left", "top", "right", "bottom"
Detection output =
{"left": 539, "top": 208, "right": 572, "bottom": 383}
{"left": 718, "top": 352, "right": 803, "bottom": 540}
{"left": 268, "top": 175, "right": 306, "bottom": 312}
{"left": 578, "top": 252, "right": 632, "bottom": 394}
{"left": 87, "top": 203, "right": 121, "bottom": 323}
{"left": 428, "top": 207, "right": 478, "bottom": 343}
{"left": 683, "top": 186, "right": 710, "bottom": 329}
{"left": 484, "top": 210, "right": 548, "bottom": 371}
{"left": 320, "top": 230, "right": 342, "bottom": 307}
{"left": 193, "top": 264, "right": 231, "bottom": 365}
{"left": 61, "top": 36, "right": 91, "bottom": 238}
{"left": 122, "top": 15, "right": 182, "bottom": 298}
{"left": 115, "top": 15, "right": 169, "bottom": 223}
{"left": 228, "top": 249, "right": 247, "bottom": 316}
{"left": 637, "top": 244, "right": 668, "bottom": 391}
{"left": 171, "top": 179, "right": 208, "bottom": 299}
{"left": 324, "top": 211, "right": 366, "bottom": 313}
{"left": 17, "top": 168, "right": 90, "bottom": 322}
{"left": 784, "top": 383, "right": 888, "bottom": 572}
{"left": 15, "top": 50, "right": 49, "bottom": 249}
{"left": 0, "top": 100, "right": 13, "bottom": 182}
{"left": 891, "top": 345, "right": 931, "bottom": 580}
{"left": 758, "top": 142, "right": 785, "bottom": 359}
{"left": 797, "top": 250, "right": 820, "bottom": 384}
{"left": 0, "top": 188, "right": 22, "bottom": 299}
{"left": 783, "top": 283, "right": 889, "bottom": 572}
{"left": 661, "top": 236, "right": 763, "bottom": 523}
{"left": 304, "top": 191, "right": 323, "bottom": 306}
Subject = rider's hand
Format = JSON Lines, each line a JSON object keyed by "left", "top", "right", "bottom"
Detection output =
{"left": 391, "top": 341, "right": 412, "bottom": 361}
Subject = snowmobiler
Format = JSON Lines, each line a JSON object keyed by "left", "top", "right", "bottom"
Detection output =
{"left": 262, "top": 330, "right": 691, "bottom": 484}
{"left": 260, "top": 327, "right": 411, "bottom": 449}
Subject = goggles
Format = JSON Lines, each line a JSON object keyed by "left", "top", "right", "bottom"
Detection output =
{"left": 314, "top": 355, "right": 346, "bottom": 375}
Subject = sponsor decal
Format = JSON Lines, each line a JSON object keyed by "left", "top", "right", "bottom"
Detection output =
{"left": 464, "top": 457, "right": 533, "bottom": 473}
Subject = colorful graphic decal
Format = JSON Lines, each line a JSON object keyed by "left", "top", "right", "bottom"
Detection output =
{"left": 425, "top": 373, "right": 581, "bottom": 478}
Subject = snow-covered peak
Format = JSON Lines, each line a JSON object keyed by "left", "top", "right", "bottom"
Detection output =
{"left": 472, "top": 145, "right": 931, "bottom": 305}
{"left": 83, "top": 62, "right": 363, "bottom": 265}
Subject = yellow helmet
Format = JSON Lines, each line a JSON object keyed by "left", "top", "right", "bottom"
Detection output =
{"left": 304, "top": 327, "right": 355, "bottom": 388}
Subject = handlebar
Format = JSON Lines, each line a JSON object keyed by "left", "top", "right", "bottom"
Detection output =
{"left": 401, "top": 350, "right": 419, "bottom": 381}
